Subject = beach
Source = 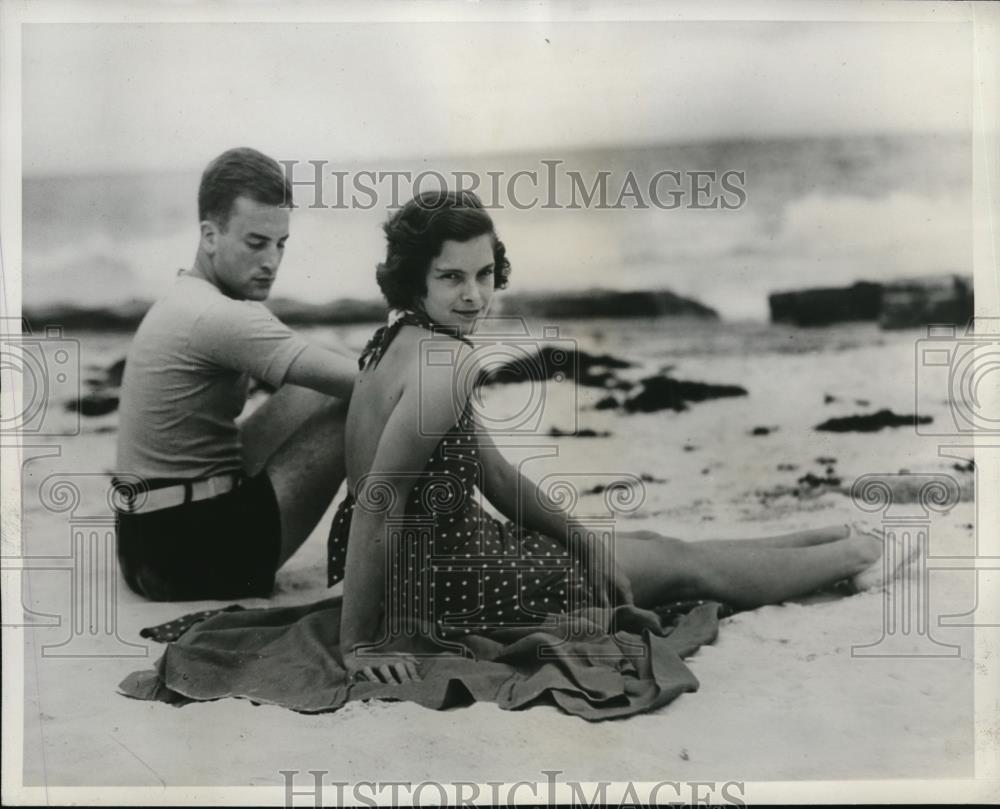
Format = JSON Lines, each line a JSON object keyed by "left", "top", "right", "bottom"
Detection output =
{"left": 17, "top": 316, "right": 977, "bottom": 786}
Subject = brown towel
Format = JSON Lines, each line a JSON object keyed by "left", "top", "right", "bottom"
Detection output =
{"left": 119, "top": 597, "right": 724, "bottom": 721}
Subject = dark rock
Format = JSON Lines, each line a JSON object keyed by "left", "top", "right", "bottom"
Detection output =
{"left": 824, "top": 393, "right": 838, "bottom": 404}
{"left": 582, "top": 353, "right": 633, "bottom": 370}
{"left": 751, "top": 426, "right": 777, "bottom": 436}
{"left": 879, "top": 275, "right": 973, "bottom": 330}
{"left": 768, "top": 281, "right": 883, "bottom": 327}
{"left": 497, "top": 289, "right": 719, "bottom": 320}
{"left": 579, "top": 370, "right": 633, "bottom": 390}
{"left": 84, "top": 357, "right": 126, "bottom": 393}
{"left": 67, "top": 393, "right": 119, "bottom": 417}
{"left": 777, "top": 463, "right": 798, "bottom": 471}
{"left": 266, "top": 296, "right": 389, "bottom": 325}
{"left": 683, "top": 444, "right": 697, "bottom": 452}
{"left": 593, "top": 395, "right": 621, "bottom": 411}
{"left": 798, "top": 472, "right": 842, "bottom": 488}
{"left": 22, "top": 300, "right": 152, "bottom": 332}
{"left": 584, "top": 473, "right": 664, "bottom": 496}
{"left": 23, "top": 297, "right": 392, "bottom": 332}
{"left": 623, "top": 375, "right": 747, "bottom": 414}
{"left": 547, "top": 427, "right": 611, "bottom": 438}
{"left": 816, "top": 456, "right": 837, "bottom": 464}
{"left": 480, "top": 346, "right": 634, "bottom": 389}
{"left": 855, "top": 398, "right": 870, "bottom": 407}
{"left": 105, "top": 358, "right": 126, "bottom": 388}
{"left": 815, "top": 409, "right": 932, "bottom": 432}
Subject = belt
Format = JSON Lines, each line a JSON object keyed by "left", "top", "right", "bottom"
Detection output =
{"left": 114, "top": 472, "right": 243, "bottom": 515}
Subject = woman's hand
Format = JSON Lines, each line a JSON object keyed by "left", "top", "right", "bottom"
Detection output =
{"left": 343, "top": 647, "right": 422, "bottom": 685}
{"left": 599, "top": 558, "right": 635, "bottom": 609}
{"left": 575, "top": 534, "right": 634, "bottom": 609}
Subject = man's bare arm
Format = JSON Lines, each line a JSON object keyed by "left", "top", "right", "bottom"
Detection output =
{"left": 283, "top": 344, "right": 357, "bottom": 398}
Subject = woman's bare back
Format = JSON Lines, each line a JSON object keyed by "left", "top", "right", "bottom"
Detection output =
{"left": 343, "top": 326, "right": 420, "bottom": 493}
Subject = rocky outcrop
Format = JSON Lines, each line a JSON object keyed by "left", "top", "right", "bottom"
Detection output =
{"left": 768, "top": 275, "right": 973, "bottom": 329}
{"left": 265, "top": 297, "right": 388, "bottom": 325}
{"left": 497, "top": 289, "right": 718, "bottom": 320}
{"left": 815, "top": 409, "right": 932, "bottom": 432}
{"left": 25, "top": 288, "right": 717, "bottom": 332}
{"left": 768, "top": 282, "right": 883, "bottom": 326}
{"left": 480, "top": 347, "right": 635, "bottom": 388}
{"left": 66, "top": 357, "right": 126, "bottom": 416}
{"left": 879, "top": 275, "right": 973, "bottom": 330}
{"left": 547, "top": 427, "right": 612, "bottom": 438}
{"left": 67, "top": 393, "right": 119, "bottom": 417}
{"left": 623, "top": 375, "right": 747, "bottom": 413}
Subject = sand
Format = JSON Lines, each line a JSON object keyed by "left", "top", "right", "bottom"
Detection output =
{"left": 12, "top": 324, "right": 987, "bottom": 794}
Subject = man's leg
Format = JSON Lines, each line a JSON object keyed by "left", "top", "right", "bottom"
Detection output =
{"left": 239, "top": 384, "right": 337, "bottom": 477}
{"left": 239, "top": 385, "right": 349, "bottom": 566}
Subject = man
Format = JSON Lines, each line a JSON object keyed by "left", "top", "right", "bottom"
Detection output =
{"left": 115, "top": 147, "right": 357, "bottom": 600}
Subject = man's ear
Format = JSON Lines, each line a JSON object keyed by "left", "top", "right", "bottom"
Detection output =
{"left": 199, "top": 219, "right": 220, "bottom": 255}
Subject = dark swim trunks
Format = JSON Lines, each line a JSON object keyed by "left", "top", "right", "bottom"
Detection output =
{"left": 116, "top": 472, "right": 281, "bottom": 601}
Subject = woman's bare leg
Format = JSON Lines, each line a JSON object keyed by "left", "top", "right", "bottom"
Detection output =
{"left": 622, "top": 524, "right": 851, "bottom": 550}
{"left": 614, "top": 531, "right": 881, "bottom": 610}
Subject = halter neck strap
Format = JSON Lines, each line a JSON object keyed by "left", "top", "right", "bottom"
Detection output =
{"left": 358, "top": 309, "right": 473, "bottom": 371}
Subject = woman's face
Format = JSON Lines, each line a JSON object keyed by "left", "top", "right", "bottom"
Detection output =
{"left": 418, "top": 233, "right": 496, "bottom": 335}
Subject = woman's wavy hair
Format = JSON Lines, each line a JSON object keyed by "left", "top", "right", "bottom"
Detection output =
{"left": 376, "top": 190, "right": 511, "bottom": 310}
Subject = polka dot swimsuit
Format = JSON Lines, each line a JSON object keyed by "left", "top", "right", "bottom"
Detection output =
{"left": 327, "top": 315, "right": 600, "bottom": 638}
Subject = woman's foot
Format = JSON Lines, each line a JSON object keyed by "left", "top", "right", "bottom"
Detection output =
{"left": 848, "top": 521, "right": 921, "bottom": 592}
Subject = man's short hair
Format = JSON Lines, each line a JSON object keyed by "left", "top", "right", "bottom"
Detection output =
{"left": 198, "top": 147, "right": 292, "bottom": 228}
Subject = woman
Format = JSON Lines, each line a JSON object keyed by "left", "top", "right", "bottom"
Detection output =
{"left": 330, "top": 190, "right": 893, "bottom": 687}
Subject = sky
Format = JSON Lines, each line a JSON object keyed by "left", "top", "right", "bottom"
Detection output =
{"left": 21, "top": 18, "right": 972, "bottom": 175}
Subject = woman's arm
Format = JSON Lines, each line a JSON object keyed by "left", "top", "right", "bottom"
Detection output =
{"left": 476, "top": 428, "right": 633, "bottom": 606}
{"left": 475, "top": 429, "right": 571, "bottom": 540}
{"left": 340, "top": 338, "right": 477, "bottom": 681}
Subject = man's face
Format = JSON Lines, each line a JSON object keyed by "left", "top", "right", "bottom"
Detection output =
{"left": 206, "top": 196, "right": 290, "bottom": 301}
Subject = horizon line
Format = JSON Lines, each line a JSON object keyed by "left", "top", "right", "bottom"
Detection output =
{"left": 20, "top": 128, "right": 966, "bottom": 182}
